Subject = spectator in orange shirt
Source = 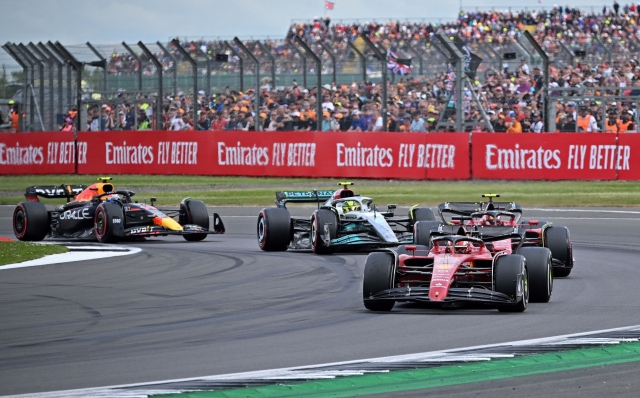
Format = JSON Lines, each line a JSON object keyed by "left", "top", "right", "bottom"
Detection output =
{"left": 505, "top": 116, "right": 522, "bottom": 133}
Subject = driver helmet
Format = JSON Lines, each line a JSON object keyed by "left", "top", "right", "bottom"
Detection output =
{"left": 342, "top": 200, "right": 361, "bottom": 214}
{"left": 106, "top": 194, "right": 120, "bottom": 203}
{"left": 482, "top": 214, "right": 495, "bottom": 225}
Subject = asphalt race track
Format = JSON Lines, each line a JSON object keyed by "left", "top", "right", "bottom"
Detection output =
{"left": 1, "top": 205, "right": 640, "bottom": 396}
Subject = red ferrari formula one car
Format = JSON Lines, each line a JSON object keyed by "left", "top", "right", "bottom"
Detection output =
{"left": 363, "top": 227, "right": 553, "bottom": 312}
{"left": 414, "top": 194, "right": 574, "bottom": 277}
{"left": 13, "top": 177, "right": 225, "bottom": 243}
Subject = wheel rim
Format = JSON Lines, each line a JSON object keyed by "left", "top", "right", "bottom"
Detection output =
{"left": 95, "top": 209, "right": 105, "bottom": 236}
{"left": 311, "top": 217, "right": 317, "bottom": 248}
{"left": 549, "top": 259, "right": 554, "bottom": 294}
{"left": 523, "top": 271, "right": 529, "bottom": 306}
{"left": 14, "top": 209, "right": 25, "bottom": 235}
{"left": 257, "top": 217, "right": 265, "bottom": 243}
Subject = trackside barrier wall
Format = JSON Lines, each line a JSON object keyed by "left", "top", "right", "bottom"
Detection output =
{"left": 0, "top": 131, "right": 637, "bottom": 180}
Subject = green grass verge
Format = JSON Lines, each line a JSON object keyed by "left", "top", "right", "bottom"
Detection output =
{"left": 0, "top": 241, "right": 68, "bottom": 266}
{"left": 1, "top": 175, "right": 640, "bottom": 207}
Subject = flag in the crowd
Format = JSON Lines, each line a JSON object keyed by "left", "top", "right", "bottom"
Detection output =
{"left": 325, "top": 1, "right": 334, "bottom": 10}
{"left": 452, "top": 36, "right": 482, "bottom": 79}
{"left": 387, "top": 50, "right": 413, "bottom": 75}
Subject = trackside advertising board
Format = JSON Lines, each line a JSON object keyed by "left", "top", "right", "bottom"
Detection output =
{"left": 4, "top": 131, "right": 639, "bottom": 180}
{"left": 0, "top": 132, "right": 77, "bottom": 174}
{"left": 471, "top": 133, "right": 622, "bottom": 180}
{"left": 76, "top": 131, "right": 471, "bottom": 179}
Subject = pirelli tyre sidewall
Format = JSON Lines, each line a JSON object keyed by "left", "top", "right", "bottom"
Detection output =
{"left": 363, "top": 252, "right": 396, "bottom": 311}
{"left": 13, "top": 201, "right": 49, "bottom": 241}
{"left": 94, "top": 202, "right": 123, "bottom": 243}
{"left": 182, "top": 200, "right": 209, "bottom": 242}
{"left": 495, "top": 254, "right": 528, "bottom": 313}
{"left": 413, "top": 221, "right": 442, "bottom": 247}
{"left": 311, "top": 209, "right": 338, "bottom": 255}
{"left": 257, "top": 207, "right": 291, "bottom": 251}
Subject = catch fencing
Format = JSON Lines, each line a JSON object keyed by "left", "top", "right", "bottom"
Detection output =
{"left": 1, "top": 131, "right": 639, "bottom": 180}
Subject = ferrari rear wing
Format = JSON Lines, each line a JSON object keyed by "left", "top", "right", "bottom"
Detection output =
{"left": 438, "top": 201, "right": 522, "bottom": 222}
{"left": 275, "top": 190, "right": 335, "bottom": 208}
{"left": 25, "top": 184, "right": 88, "bottom": 202}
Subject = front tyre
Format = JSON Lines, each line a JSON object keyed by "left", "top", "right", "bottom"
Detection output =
{"left": 182, "top": 200, "right": 209, "bottom": 242}
{"left": 413, "top": 221, "right": 442, "bottom": 247}
{"left": 311, "top": 209, "right": 337, "bottom": 254}
{"left": 494, "top": 254, "right": 528, "bottom": 312}
{"left": 544, "top": 225, "right": 573, "bottom": 277}
{"left": 94, "top": 202, "right": 124, "bottom": 243}
{"left": 13, "top": 202, "right": 49, "bottom": 241}
{"left": 363, "top": 252, "right": 396, "bottom": 311}
{"left": 257, "top": 208, "right": 291, "bottom": 251}
{"left": 518, "top": 247, "right": 553, "bottom": 303}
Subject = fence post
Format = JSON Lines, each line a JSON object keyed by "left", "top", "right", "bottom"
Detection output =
{"left": 192, "top": 41, "right": 211, "bottom": 99}
{"left": 288, "top": 40, "right": 308, "bottom": 88}
{"left": 86, "top": 42, "right": 107, "bottom": 91}
{"left": 233, "top": 37, "right": 261, "bottom": 131}
{"left": 156, "top": 41, "right": 178, "bottom": 95}
{"left": 347, "top": 41, "right": 366, "bottom": 83}
{"left": 360, "top": 34, "right": 388, "bottom": 131}
{"left": 522, "top": 31, "right": 550, "bottom": 132}
{"left": 318, "top": 41, "right": 336, "bottom": 84}
{"left": 170, "top": 39, "right": 198, "bottom": 126}
{"left": 18, "top": 44, "right": 42, "bottom": 131}
{"left": 223, "top": 41, "right": 244, "bottom": 92}
{"left": 253, "top": 41, "right": 276, "bottom": 91}
{"left": 53, "top": 41, "right": 84, "bottom": 133}
{"left": 2, "top": 43, "right": 28, "bottom": 131}
{"left": 37, "top": 42, "right": 64, "bottom": 126}
{"left": 122, "top": 42, "right": 142, "bottom": 91}
{"left": 293, "top": 36, "right": 322, "bottom": 131}
{"left": 28, "top": 43, "right": 54, "bottom": 131}
{"left": 138, "top": 42, "right": 163, "bottom": 130}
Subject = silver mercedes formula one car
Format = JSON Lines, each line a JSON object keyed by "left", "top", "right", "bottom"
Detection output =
{"left": 257, "top": 182, "right": 436, "bottom": 254}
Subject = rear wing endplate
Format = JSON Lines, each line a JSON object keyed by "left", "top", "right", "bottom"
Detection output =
{"left": 25, "top": 184, "right": 88, "bottom": 202}
{"left": 275, "top": 190, "right": 335, "bottom": 208}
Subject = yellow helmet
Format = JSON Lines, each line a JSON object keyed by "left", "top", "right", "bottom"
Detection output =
{"left": 342, "top": 200, "right": 360, "bottom": 214}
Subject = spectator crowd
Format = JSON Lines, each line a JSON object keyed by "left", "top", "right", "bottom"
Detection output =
{"left": 50, "top": 3, "right": 640, "bottom": 133}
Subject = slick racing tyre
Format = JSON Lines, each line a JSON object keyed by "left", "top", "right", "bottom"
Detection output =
{"left": 311, "top": 209, "right": 338, "bottom": 254}
{"left": 494, "top": 254, "right": 528, "bottom": 313}
{"left": 94, "top": 202, "right": 123, "bottom": 244}
{"left": 410, "top": 207, "right": 436, "bottom": 224}
{"left": 544, "top": 225, "right": 573, "bottom": 277}
{"left": 518, "top": 247, "right": 553, "bottom": 303}
{"left": 257, "top": 208, "right": 291, "bottom": 251}
{"left": 413, "top": 221, "right": 442, "bottom": 247}
{"left": 13, "top": 202, "right": 49, "bottom": 241}
{"left": 363, "top": 252, "right": 396, "bottom": 311}
{"left": 181, "top": 200, "right": 209, "bottom": 242}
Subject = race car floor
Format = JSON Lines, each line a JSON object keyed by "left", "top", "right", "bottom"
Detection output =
{"left": 1, "top": 205, "right": 640, "bottom": 397}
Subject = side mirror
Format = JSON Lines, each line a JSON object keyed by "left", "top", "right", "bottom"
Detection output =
{"left": 387, "top": 204, "right": 397, "bottom": 212}
{"left": 150, "top": 197, "right": 157, "bottom": 205}
{"left": 528, "top": 220, "right": 539, "bottom": 225}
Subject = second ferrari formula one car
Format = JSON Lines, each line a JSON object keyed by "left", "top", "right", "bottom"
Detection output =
{"left": 363, "top": 228, "right": 554, "bottom": 312}
{"left": 257, "top": 182, "right": 436, "bottom": 254}
{"left": 427, "top": 194, "right": 574, "bottom": 277}
{"left": 13, "top": 177, "right": 225, "bottom": 243}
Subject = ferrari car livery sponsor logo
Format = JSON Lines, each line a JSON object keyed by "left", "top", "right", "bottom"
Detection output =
{"left": 60, "top": 208, "right": 91, "bottom": 220}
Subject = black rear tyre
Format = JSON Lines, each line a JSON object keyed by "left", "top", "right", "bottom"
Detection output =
{"left": 494, "top": 254, "right": 528, "bottom": 312}
{"left": 182, "top": 200, "right": 209, "bottom": 241}
{"left": 94, "top": 202, "right": 123, "bottom": 243}
{"left": 13, "top": 202, "right": 49, "bottom": 241}
{"left": 363, "top": 252, "right": 396, "bottom": 311}
{"left": 544, "top": 226, "right": 573, "bottom": 277}
{"left": 311, "top": 209, "right": 338, "bottom": 254}
{"left": 518, "top": 247, "right": 553, "bottom": 303}
{"left": 410, "top": 207, "right": 436, "bottom": 223}
{"left": 257, "top": 208, "right": 291, "bottom": 251}
{"left": 413, "top": 221, "right": 442, "bottom": 247}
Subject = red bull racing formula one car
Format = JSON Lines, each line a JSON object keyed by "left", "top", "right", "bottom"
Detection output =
{"left": 12, "top": 177, "right": 225, "bottom": 243}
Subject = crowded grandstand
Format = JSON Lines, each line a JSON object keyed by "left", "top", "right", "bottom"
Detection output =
{"left": 4, "top": 4, "right": 640, "bottom": 133}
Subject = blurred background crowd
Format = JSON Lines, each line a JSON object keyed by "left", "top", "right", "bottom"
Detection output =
{"left": 6, "top": 2, "right": 640, "bottom": 133}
